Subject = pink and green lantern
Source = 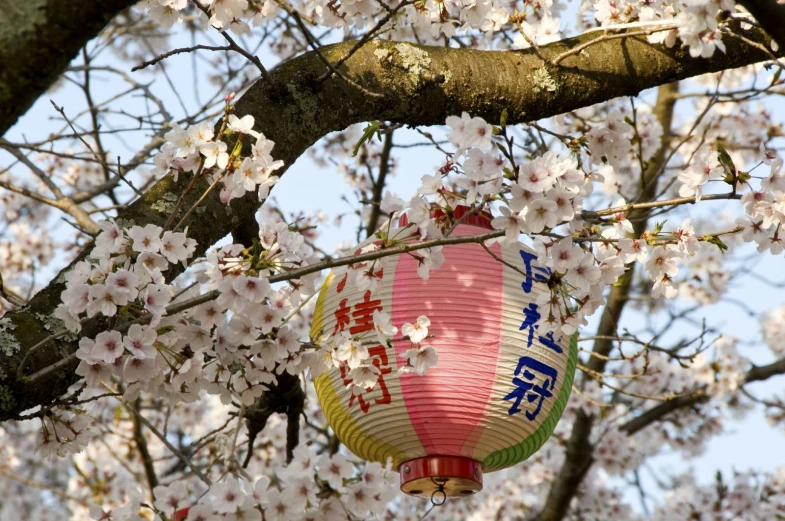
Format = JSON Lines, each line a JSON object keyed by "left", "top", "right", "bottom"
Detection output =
{"left": 311, "top": 207, "right": 578, "bottom": 499}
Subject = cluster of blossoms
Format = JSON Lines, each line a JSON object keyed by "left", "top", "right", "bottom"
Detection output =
{"left": 152, "top": 114, "right": 283, "bottom": 204}
{"left": 310, "top": 307, "right": 437, "bottom": 393}
{"left": 623, "top": 336, "right": 746, "bottom": 403}
{"left": 590, "top": 0, "right": 740, "bottom": 58}
{"left": 34, "top": 407, "right": 97, "bottom": 458}
{"left": 57, "top": 220, "right": 200, "bottom": 403}
{"left": 653, "top": 469, "right": 785, "bottom": 521}
{"left": 0, "top": 222, "right": 55, "bottom": 289}
{"left": 761, "top": 303, "right": 785, "bottom": 354}
{"left": 341, "top": 108, "right": 753, "bottom": 348}
{"left": 141, "top": 0, "right": 559, "bottom": 40}
{"left": 52, "top": 106, "right": 444, "bottom": 458}
{"left": 88, "top": 446, "right": 398, "bottom": 521}
{"left": 554, "top": 90, "right": 785, "bottom": 306}
{"left": 406, "top": 0, "right": 564, "bottom": 44}
{"left": 57, "top": 220, "right": 196, "bottom": 329}
{"left": 141, "top": 0, "right": 277, "bottom": 32}
{"left": 192, "top": 449, "right": 396, "bottom": 521}
{"left": 553, "top": 337, "right": 748, "bottom": 479}
{"left": 586, "top": 107, "right": 664, "bottom": 173}
{"left": 140, "top": 0, "right": 753, "bottom": 62}
{"left": 42, "top": 115, "right": 296, "bottom": 457}
{"left": 735, "top": 145, "right": 785, "bottom": 255}
{"left": 36, "top": 150, "right": 108, "bottom": 194}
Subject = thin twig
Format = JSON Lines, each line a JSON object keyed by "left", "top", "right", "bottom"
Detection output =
{"left": 552, "top": 27, "right": 677, "bottom": 65}
{"left": 172, "top": 170, "right": 226, "bottom": 231}
{"left": 277, "top": 1, "right": 384, "bottom": 98}
{"left": 107, "top": 386, "right": 212, "bottom": 486}
{"left": 0, "top": 467, "right": 89, "bottom": 506}
{"left": 48, "top": 101, "right": 143, "bottom": 199}
{"left": 513, "top": 18, "right": 548, "bottom": 64}
{"left": 0, "top": 138, "right": 63, "bottom": 197}
{"left": 0, "top": 139, "right": 100, "bottom": 233}
{"left": 191, "top": 0, "right": 278, "bottom": 86}
{"left": 582, "top": 192, "right": 742, "bottom": 220}
{"left": 132, "top": 44, "right": 232, "bottom": 71}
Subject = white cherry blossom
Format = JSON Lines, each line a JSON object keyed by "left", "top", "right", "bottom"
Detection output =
{"left": 401, "top": 315, "right": 430, "bottom": 343}
{"left": 401, "top": 345, "right": 438, "bottom": 375}
{"left": 227, "top": 114, "right": 260, "bottom": 138}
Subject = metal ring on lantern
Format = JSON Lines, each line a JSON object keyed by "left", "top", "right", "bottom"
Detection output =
{"left": 430, "top": 487, "right": 447, "bottom": 506}
{"left": 430, "top": 477, "right": 448, "bottom": 506}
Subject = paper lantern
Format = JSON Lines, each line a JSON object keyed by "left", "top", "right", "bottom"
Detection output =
{"left": 311, "top": 206, "right": 577, "bottom": 499}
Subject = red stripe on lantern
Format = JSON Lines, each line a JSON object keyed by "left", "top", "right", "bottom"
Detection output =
{"left": 392, "top": 223, "right": 504, "bottom": 458}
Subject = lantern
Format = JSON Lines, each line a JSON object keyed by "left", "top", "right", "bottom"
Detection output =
{"left": 311, "top": 206, "right": 577, "bottom": 499}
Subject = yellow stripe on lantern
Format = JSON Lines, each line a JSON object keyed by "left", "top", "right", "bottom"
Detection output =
{"left": 311, "top": 259, "right": 424, "bottom": 467}
{"left": 314, "top": 373, "right": 414, "bottom": 465}
{"left": 310, "top": 273, "right": 332, "bottom": 341}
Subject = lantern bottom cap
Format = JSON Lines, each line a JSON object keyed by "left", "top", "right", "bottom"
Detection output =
{"left": 399, "top": 456, "right": 483, "bottom": 499}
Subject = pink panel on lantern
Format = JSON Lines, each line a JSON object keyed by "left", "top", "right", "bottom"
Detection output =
{"left": 392, "top": 224, "right": 504, "bottom": 457}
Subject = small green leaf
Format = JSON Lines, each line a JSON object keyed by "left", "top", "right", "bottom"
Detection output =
{"left": 352, "top": 121, "right": 382, "bottom": 157}
{"left": 716, "top": 142, "right": 736, "bottom": 178}
{"left": 706, "top": 235, "right": 729, "bottom": 254}
{"left": 772, "top": 67, "right": 782, "bottom": 86}
{"left": 500, "top": 108, "right": 508, "bottom": 130}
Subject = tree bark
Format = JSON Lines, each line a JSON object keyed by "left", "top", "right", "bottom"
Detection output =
{"left": 0, "top": 25, "right": 779, "bottom": 421}
{"left": 737, "top": 0, "right": 785, "bottom": 52}
{"left": 0, "top": 0, "right": 139, "bottom": 136}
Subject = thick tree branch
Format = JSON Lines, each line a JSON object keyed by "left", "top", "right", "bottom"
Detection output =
{"left": 242, "top": 371, "right": 305, "bottom": 467}
{"left": 0, "top": 25, "right": 779, "bottom": 421}
{"left": 0, "top": 0, "right": 138, "bottom": 135}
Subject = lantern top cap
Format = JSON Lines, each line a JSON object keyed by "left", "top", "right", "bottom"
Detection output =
{"left": 398, "top": 205, "right": 494, "bottom": 231}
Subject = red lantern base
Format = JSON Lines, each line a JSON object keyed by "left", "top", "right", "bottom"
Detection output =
{"left": 399, "top": 456, "right": 483, "bottom": 500}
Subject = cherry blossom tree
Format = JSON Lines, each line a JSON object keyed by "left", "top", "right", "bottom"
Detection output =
{"left": 2, "top": 1, "right": 785, "bottom": 520}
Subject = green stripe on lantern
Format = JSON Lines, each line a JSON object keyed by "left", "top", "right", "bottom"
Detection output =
{"left": 482, "top": 334, "right": 579, "bottom": 472}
